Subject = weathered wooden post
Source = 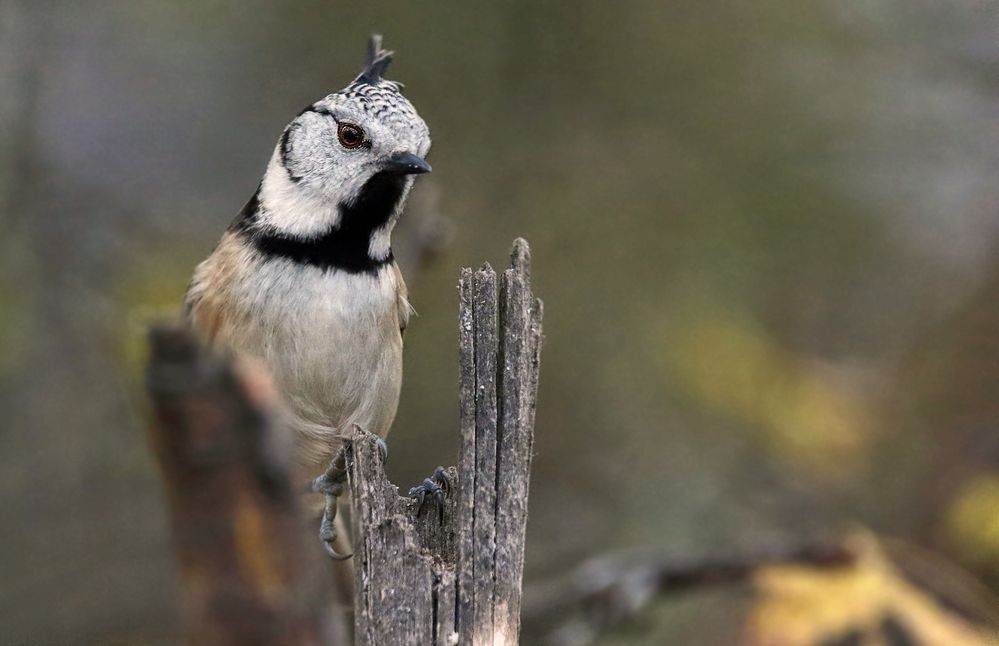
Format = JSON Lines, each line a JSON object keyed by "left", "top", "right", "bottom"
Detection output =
{"left": 349, "top": 238, "right": 543, "bottom": 645}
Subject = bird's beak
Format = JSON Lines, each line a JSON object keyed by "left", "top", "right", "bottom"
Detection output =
{"left": 383, "top": 152, "right": 432, "bottom": 175}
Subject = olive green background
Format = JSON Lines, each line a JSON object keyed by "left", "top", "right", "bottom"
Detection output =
{"left": 1, "top": 1, "right": 996, "bottom": 643}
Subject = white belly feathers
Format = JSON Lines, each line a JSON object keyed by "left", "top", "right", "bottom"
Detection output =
{"left": 224, "top": 258, "right": 404, "bottom": 462}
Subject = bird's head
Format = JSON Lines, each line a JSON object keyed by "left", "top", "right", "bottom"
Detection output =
{"left": 255, "top": 35, "right": 431, "bottom": 243}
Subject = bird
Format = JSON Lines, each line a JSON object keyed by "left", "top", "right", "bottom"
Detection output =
{"left": 184, "top": 35, "right": 447, "bottom": 558}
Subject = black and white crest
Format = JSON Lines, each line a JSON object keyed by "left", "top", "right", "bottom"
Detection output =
{"left": 340, "top": 35, "right": 418, "bottom": 127}
{"left": 354, "top": 34, "right": 397, "bottom": 87}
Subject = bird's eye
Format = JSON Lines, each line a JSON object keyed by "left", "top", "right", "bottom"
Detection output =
{"left": 337, "top": 123, "right": 365, "bottom": 149}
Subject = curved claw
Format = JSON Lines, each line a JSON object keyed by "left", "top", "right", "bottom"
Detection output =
{"left": 409, "top": 467, "right": 452, "bottom": 524}
{"left": 322, "top": 539, "right": 353, "bottom": 561}
{"left": 432, "top": 466, "right": 452, "bottom": 495}
{"left": 319, "top": 511, "right": 353, "bottom": 560}
{"left": 317, "top": 471, "right": 353, "bottom": 560}
{"left": 376, "top": 437, "right": 389, "bottom": 463}
{"left": 409, "top": 482, "right": 428, "bottom": 514}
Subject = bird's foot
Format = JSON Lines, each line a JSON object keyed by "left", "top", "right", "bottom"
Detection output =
{"left": 408, "top": 466, "right": 452, "bottom": 523}
{"left": 312, "top": 444, "right": 353, "bottom": 560}
{"left": 309, "top": 436, "right": 388, "bottom": 559}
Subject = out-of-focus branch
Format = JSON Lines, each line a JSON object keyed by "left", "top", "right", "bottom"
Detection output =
{"left": 521, "top": 542, "right": 855, "bottom": 646}
{"left": 146, "top": 323, "right": 344, "bottom": 646}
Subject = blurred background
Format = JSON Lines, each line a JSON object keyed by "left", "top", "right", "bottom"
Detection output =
{"left": 1, "top": 1, "right": 997, "bottom": 644}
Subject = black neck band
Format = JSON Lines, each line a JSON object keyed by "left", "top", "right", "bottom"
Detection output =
{"left": 232, "top": 172, "right": 405, "bottom": 275}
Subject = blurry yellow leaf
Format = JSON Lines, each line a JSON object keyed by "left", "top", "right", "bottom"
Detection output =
{"left": 945, "top": 474, "right": 999, "bottom": 568}
{"left": 661, "top": 304, "right": 869, "bottom": 478}
{"left": 744, "top": 532, "right": 999, "bottom": 646}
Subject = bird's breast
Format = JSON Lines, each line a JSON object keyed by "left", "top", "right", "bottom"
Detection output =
{"left": 223, "top": 259, "right": 405, "bottom": 457}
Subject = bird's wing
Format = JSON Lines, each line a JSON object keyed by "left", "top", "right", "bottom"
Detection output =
{"left": 184, "top": 275, "right": 223, "bottom": 345}
{"left": 184, "top": 288, "right": 223, "bottom": 344}
{"left": 183, "top": 233, "right": 244, "bottom": 345}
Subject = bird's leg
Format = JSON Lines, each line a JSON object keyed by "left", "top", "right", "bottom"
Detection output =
{"left": 311, "top": 436, "right": 389, "bottom": 559}
{"left": 375, "top": 436, "right": 389, "bottom": 463}
{"left": 312, "top": 444, "right": 353, "bottom": 560}
{"left": 408, "top": 466, "right": 452, "bottom": 524}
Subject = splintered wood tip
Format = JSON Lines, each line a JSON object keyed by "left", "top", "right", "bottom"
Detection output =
{"left": 510, "top": 238, "right": 530, "bottom": 270}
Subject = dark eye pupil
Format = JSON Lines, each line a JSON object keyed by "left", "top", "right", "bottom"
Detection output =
{"left": 339, "top": 124, "right": 363, "bottom": 147}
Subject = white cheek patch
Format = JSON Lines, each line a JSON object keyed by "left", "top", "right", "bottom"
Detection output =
{"left": 259, "top": 149, "right": 359, "bottom": 238}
